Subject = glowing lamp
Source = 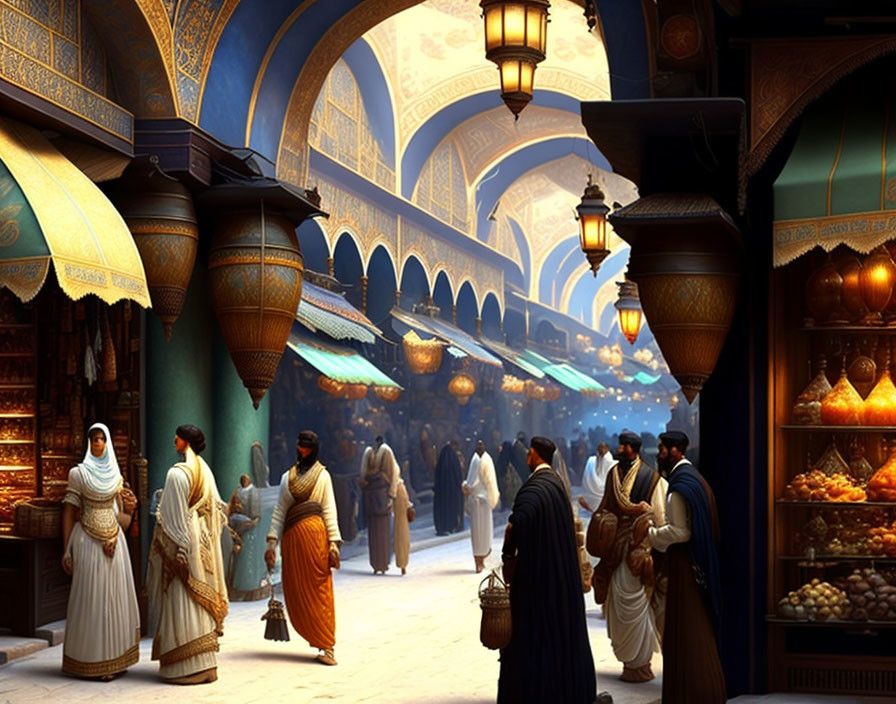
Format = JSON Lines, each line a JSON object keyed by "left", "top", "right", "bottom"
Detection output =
{"left": 481, "top": 0, "right": 549, "bottom": 117}
{"left": 576, "top": 175, "right": 611, "bottom": 275}
{"left": 615, "top": 279, "right": 643, "bottom": 345}
{"left": 859, "top": 246, "right": 896, "bottom": 325}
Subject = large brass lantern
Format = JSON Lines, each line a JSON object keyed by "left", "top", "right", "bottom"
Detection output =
{"left": 481, "top": 0, "right": 550, "bottom": 118}
{"left": 577, "top": 175, "right": 611, "bottom": 275}
{"left": 615, "top": 279, "right": 643, "bottom": 345}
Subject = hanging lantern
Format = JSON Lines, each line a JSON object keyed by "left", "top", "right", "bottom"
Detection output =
{"left": 374, "top": 385, "right": 401, "bottom": 402}
{"left": 403, "top": 330, "right": 444, "bottom": 374}
{"left": 108, "top": 157, "right": 198, "bottom": 341}
{"left": 576, "top": 175, "right": 611, "bottom": 276}
{"left": 859, "top": 245, "right": 896, "bottom": 326}
{"left": 543, "top": 383, "right": 562, "bottom": 402}
{"left": 207, "top": 206, "right": 304, "bottom": 408}
{"left": 344, "top": 384, "right": 368, "bottom": 401}
{"left": 448, "top": 373, "right": 476, "bottom": 405}
{"left": 615, "top": 279, "right": 642, "bottom": 345}
{"left": 480, "top": 0, "right": 550, "bottom": 118}
{"left": 318, "top": 375, "right": 346, "bottom": 397}
{"left": 501, "top": 374, "right": 525, "bottom": 394}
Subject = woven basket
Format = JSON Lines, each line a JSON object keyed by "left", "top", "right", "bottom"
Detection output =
{"left": 13, "top": 497, "right": 62, "bottom": 538}
{"left": 479, "top": 570, "right": 512, "bottom": 650}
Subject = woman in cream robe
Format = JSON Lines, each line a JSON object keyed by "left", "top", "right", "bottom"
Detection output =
{"left": 147, "top": 424, "right": 228, "bottom": 685}
{"left": 463, "top": 441, "right": 500, "bottom": 572}
{"left": 62, "top": 422, "right": 140, "bottom": 679}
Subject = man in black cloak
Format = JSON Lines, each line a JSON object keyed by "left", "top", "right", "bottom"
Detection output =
{"left": 499, "top": 436, "right": 603, "bottom": 704}
{"left": 433, "top": 442, "right": 464, "bottom": 536}
{"left": 511, "top": 431, "right": 529, "bottom": 482}
{"left": 648, "top": 431, "right": 726, "bottom": 704}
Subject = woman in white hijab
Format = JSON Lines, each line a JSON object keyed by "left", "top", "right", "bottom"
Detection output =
{"left": 61, "top": 422, "right": 140, "bottom": 679}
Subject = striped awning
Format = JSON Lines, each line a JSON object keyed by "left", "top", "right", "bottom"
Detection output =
{"left": 0, "top": 118, "right": 150, "bottom": 306}
{"left": 481, "top": 338, "right": 546, "bottom": 379}
{"left": 286, "top": 329, "right": 401, "bottom": 388}
{"left": 773, "top": 70, "right": 896, "bottom": 267}
{"left": 296, "top": 280, "right": 382, "bottom": 343}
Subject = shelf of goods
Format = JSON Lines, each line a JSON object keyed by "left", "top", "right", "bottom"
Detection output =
{"left": 0, "top": 292, "right": 36, "bottom": 536}
{"left": 770, "top": 248, "right": 896, "bottom": 696}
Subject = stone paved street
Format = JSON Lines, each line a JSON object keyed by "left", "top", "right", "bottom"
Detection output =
{"left": 0, "top": 533, "right": 663, "bottom": 704}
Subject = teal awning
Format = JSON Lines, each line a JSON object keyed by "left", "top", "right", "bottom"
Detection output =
{"left": 286, "top": 330, "right": 401, "bottom": 388}
{"left": 773, "top": 68, "right": 896, "bottom": 267}
{"left": 518, "top": 350, "right": 605, "bottom": 392}
{"left": 481, "top": 339, "right": 546, "bottom": 378}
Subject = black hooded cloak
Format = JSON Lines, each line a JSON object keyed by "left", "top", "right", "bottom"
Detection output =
{"left": 433, "top": 443, "right": 464, "bottom": 535}
{"left": 511, "top": 437, "right": 529, "bottom": 482}
{"left": 498, "top": 469, "right": 596, "bottom": 704}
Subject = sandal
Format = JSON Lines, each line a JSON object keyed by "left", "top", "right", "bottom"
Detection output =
{"left": 316, "top": 649, "right": 337, "bottom": 666}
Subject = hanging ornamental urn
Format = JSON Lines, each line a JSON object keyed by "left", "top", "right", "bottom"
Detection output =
{"left": 107, "top": 156, "right": 198, "bottom": 340}
{"left": 609, "top": 193, "right": 741, "bottom": 403}
{"left": 200, "top": 180, "right": 324, "bottom": 408}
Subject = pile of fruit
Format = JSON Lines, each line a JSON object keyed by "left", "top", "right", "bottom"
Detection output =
{"left": 845, "top": 568, "right": 896, "bottom": 621}
{"left": 867, "top": 461, "right": 896, "bottom": 502}
{"left": 782, "top": 470, "right": 867, "bottom": 502}
{"left": 776, "top": 578, "right": 849, "bottom": 621}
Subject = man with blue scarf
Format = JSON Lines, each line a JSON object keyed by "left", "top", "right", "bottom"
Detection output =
{"left": 648, "top": 431, "right": 726, "bottom": 704}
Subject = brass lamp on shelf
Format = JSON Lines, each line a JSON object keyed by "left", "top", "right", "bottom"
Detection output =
{"left": 859, "top": 246, "right": 896, "bottom": 326}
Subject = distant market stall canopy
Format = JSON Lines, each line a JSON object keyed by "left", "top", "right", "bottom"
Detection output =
{"left": 390, "top": 307, "right": 502, "bottom": 368}
{"left": 286, "top": 328, "right": 401, "bottom": 389}
{"left": 0, "top": 118, "right": 150, "bottom": 307}
{"left": 773, "top": 71, "right": 896, "bottom": 268}
{"left": 297, "top": 279, "right": 383, "bottom": 344}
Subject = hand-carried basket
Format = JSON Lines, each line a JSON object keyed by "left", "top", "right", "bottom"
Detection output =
{"left": 479, "top": 569, "right": 511, "bottom": 650}
{"left": 13, "top": 497, "right": 61, "bottom": 538}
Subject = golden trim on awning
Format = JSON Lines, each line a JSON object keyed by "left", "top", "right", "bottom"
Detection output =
{"left": 0, "top": 118, "right": 150, "bottom": 307}
{"left": 773, "top": 210, "right": 896, "bottom": 268}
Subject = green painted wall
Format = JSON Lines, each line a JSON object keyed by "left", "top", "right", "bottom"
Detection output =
{"left": 211, "top": 328, "right": 271, "bottom": 498}
{"left": 142, "top": 264, "right": 215, "bottom": 560}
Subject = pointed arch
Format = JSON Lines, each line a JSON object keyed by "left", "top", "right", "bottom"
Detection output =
{"left": 367, "top": 244, "right": 398, "bottom": 325}
{"left": 481, "top": 292, "right": 503, "bottom": 341}
{"left": 432, "top": 270, "right": 454, "bottom": 322}
{"left": 333, "top": 232, "right": 365, "bottom": 310}
{"left": 296, "top": 219, "right": 331, "bottom": 275}
{"left": 399, "top": 255, "right": 431, "bottom": 311}
{"left": 456, "top": 280, "right": 479, "bottom": 336}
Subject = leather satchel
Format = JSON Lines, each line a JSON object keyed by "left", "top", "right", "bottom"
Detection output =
{"left": 586, "top": 509, "right": 618, "bottom": 559}
{"left": 406, "top": 506, "right": 416, "bottom": 523}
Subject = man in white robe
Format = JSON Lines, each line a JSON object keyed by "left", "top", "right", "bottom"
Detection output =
{"left": 589, "top": 431, "right": 667, "bottom": 683}
{"left": 462, "top": 440, "right": 500, "bottom": 572}
{"left": 147, "top": 425, "right": 228, "bottom": 685}
{"left": 580, "top": 442, "right": 613, "bottom": 519}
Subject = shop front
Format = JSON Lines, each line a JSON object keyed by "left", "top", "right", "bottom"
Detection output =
{"left": 768, "top": 63, "right": 896, "bottom": 696}
{"left": 0, "top": 118, "right": 150, "bottom": 636}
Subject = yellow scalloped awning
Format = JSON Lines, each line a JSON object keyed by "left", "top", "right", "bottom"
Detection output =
{"left": 0, "top": 118, "right": 150, "bottom": 307}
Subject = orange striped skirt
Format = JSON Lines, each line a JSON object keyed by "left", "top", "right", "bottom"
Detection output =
{"left": 281, "top": 514, "right": 335, "bottom": 649}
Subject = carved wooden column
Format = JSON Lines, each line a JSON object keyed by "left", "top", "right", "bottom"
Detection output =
{"left": 452, "top": 304, "right": 458, "bottom": 326}
{"left": 326, "top": 257, "right": 335, "bottom": 277}
{"left": 360, "top": 275, "right": 369, "bottom": 315}
{"left": 475, "top": 317, "right": 482, "bottom": 336}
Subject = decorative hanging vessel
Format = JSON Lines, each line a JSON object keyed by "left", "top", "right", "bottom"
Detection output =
{"left": 608, "top": 194, "right": 740, "bottom": 403}
{"left": 448, "top": 373, "right": 476, "bottom": 405}
{"left": 403, "top": 331, "right": 443, "bottom": 374}
{"left": 207, "top": 205, "right": 304, "bottom": 408}
{"left": 374, "top": 385, "right": 401, "bottom": 402}
{"left": 318, "top": 375, "right": 346, "bottom": 397}
{"left": 108, "top": 157, "right": 199, "bottom": 341}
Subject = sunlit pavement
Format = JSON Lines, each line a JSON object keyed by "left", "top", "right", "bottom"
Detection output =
{"left": 0, "top": 529, "right": 664, "bottom": 704}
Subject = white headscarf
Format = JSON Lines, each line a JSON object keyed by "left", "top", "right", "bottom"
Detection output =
{"left": 78, "top": 422, "right": 122, "bottom": 494}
